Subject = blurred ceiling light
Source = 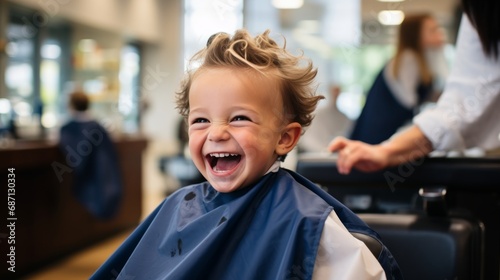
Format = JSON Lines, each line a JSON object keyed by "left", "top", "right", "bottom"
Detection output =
{"left": 0, "top": 99, "right": 11, "bottom": 114}
{"left": 41, "top": 112, "right": 58, "bottom": 128}
{"left": 41, "top": 44, "right": 61, "bottom": 59}
{"left": 13, "top": 101, "right": 32, "bottom": 117}
{"left": 5, "top": 42, "right": 17, "bottom": 57}
{"left": 272, "top": 0, "right": 303, "bottom": 9}
{"left": 78, "top": 39, "right": 96, "bottom": 53}
{"left": 378, "top": 10, "right": 405, "bottom": 25}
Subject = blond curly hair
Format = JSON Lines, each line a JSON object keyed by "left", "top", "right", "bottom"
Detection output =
{"left": 176, "top": 29, "right": 323, "bottom": 128}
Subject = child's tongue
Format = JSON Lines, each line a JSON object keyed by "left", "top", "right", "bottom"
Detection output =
{"left": 213, "top": 156, "right": 241, "bottom": 172}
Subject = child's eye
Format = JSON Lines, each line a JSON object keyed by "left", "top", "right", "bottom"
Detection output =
{"left": 192, "top": 118, "right": 209, "bottom": 124}
{"left": 231, "top": 115, "right": 250, "bottom": 122}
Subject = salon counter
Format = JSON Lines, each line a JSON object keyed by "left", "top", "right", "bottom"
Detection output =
{"left": 296, "top": 153, "right": 500, "bottom": 190}
{"left": 0, "top": 136, "right": 147, "bottom": 277}
{"left": 296, "top": 153, "right": 500, "bottom": 279}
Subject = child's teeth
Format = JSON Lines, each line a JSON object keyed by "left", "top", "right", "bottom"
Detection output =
{"left": 210, "top": 153, "right": 238, "bottom": 158}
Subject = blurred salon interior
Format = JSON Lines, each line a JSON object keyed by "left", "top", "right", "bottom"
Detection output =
{"left": 1, "top": 0, "right": 499, "bottom": 279}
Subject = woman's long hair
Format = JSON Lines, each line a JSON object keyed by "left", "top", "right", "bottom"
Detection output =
{"left": 392, "top": 13, "right": 434, "bottom": 85}
{"left": 461, "top": 0, "right": 500, "bottom": 59}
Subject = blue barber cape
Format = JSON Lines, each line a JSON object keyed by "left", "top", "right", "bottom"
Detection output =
{"left": 59, "top": 120, "right": 122, "bottom": 219}
{"left": 91, "top": 169, "right": 402, "bottom": 280}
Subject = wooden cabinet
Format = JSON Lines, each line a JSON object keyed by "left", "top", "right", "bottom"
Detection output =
{"left": 0, "top": 136, "right": 147, "bottom": 278}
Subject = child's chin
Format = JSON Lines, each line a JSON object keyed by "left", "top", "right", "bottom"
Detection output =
{"left": 211, "top": 181, "right": 243, "bottom": 193}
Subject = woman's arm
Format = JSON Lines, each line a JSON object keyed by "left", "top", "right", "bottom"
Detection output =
{"left": 328, "top": 125, "right": 432, "bottom": 174}
{"left": 379, "top": 125, "right": 433, "bottom": 166}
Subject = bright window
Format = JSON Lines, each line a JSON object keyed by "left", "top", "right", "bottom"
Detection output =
{"left": 183, "top": 0, "right": 244, "bottom": 69}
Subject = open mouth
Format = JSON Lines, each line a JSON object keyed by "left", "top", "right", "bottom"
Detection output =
{"left": 207, "top": 153, "right": 242, "bottom": 173}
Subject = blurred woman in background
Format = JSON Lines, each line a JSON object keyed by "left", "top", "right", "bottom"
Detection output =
{"left": 330, "top": 0, "right": 500, "bottom": 174}
{"left": 349, "top": 13, "right": 447, "bottom": 144}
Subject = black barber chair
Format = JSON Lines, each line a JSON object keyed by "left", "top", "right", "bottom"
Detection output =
{"left": 296, "top": 153, "right": 497, "bottom": 280}
{"left": 359, "top": 188, "right": 484, "bottom": 280}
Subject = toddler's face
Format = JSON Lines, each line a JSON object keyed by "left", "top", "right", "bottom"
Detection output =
{"left": 188, "top": 67, "right": 287, "bottom": 192}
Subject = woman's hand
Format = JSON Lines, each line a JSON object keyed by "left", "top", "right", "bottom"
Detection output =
{"left": 328, "top": 126, "right": 433, "bottom": 175}
{"left": 328, "top": 137, "right": 390, "bottom": 174}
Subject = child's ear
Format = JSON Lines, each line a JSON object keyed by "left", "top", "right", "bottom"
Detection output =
{"left": 276, "top": 122, "right": 302, "bottom": 156}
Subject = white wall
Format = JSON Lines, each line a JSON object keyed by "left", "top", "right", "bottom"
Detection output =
{"left": 141, "top": 0, "right": 183, "bottom": 144}
{"left": 141, "top": 0, "right": 183, "bottom": 202}
{"left": 140, "top": 0, "right": 185, "bottom": 198}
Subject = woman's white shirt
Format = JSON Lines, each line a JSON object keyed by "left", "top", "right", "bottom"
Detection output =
{"left": 413, "top": 15, "right": 500, "bottom": 152}
{"left": 384, "top": 49, "right": 448, "bottom": 110}
{"left": 384, "top": 50, "right": 421, "bottom": 109}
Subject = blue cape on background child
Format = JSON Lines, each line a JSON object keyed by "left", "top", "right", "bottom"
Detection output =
{"left": 91, "top": 169, "right": 401, "bottom": 279}
{"left": 59, "top": 120, "right": 122, "bottom": 219}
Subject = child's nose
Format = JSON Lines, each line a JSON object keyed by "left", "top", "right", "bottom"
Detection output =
{"left": 208, "top": 123, "right": 230, "bottom": 142}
